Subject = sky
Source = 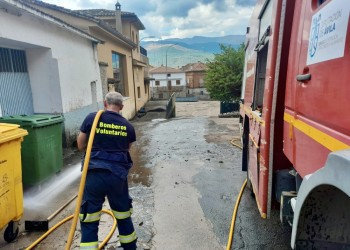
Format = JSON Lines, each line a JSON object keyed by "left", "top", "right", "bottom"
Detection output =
{"left": 44, "top": 0, "right": 257, "bottom": 40}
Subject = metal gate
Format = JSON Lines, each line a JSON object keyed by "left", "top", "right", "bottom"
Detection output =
{"left": 0, "top": 48, "right": 34, "bottom": 116}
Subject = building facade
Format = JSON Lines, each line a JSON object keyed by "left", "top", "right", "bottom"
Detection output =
{"left": 149, "top": 66, "right": 186, "bottom": 100}
{"left": 25, "top": 0, "right": 150, "bottom": 120}
{"left": 181, "top": 62, "right": 210, "bottom": 100}
{"left": 0, "top": 0, "right": 103, "bottom": 146}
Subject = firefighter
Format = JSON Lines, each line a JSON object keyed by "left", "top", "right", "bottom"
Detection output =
{"left": 77, "top": 91, "right": 137, "bottom": 250}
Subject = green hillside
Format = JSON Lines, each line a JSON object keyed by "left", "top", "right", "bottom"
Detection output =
{"left": 142, "top": 35, "right": 245, "bottom": 68}
{"left": 146, "top": 44, "right": 214, "bottom": 68}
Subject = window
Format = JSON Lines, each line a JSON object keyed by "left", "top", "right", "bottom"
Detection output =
{"left": 199, "top": 78, "right": 204, "bottom": 87}
{"left": 155, "top": 80, "right": 160, "bottom": 86}
{"left": 167, "top": 73, "right": 171, "bottom": 77}
{"left": 112, "top": 52, "right": 120, "bottom": 79}
{"left": 253, "top": 42, "right": 268, "bottom": 112}
{"left": 112, "top": 52, "right": 127, "bottom": 96}
{"left": 167, "top": 80, "right": 172, "bottom": 90}
{"left": 176, "top": 80, "right": 180, "bottom": 85}
{"left": 252, "top": 2, "right": 272, "bottom": 113}
{"left": 258, "top": 1, "right": 272, "bottom": 42}
{"left": 0, "top": 48, "right": 27, "bottom": 72}
{"left": 137, "top": 86, "right": 141, "bottom": 98}
{"left": 135, "top": 68, "right": 139, "bottom": 81}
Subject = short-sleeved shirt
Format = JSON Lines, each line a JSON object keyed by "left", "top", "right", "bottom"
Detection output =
{"left": 80, "top": 110, "right": 136, "bottom": 179}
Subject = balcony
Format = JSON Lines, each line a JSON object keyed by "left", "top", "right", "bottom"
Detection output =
{"left": 140, "top": 46, "right": 147, "bottom": 56}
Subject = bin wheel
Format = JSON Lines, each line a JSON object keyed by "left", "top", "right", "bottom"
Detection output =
{"left": 4, "top": 221, "right": 19, "bottom": 243}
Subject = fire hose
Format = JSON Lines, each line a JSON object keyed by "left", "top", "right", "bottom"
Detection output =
{"left": 25, "top": 110, "right": 116, "bottom": 250}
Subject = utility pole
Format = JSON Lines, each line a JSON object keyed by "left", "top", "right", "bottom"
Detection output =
{"left": 165, "top": 43, "right": 178, "bottom": 96}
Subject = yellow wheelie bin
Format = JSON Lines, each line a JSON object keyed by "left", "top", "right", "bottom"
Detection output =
{"left": 0, "top": 123, "right": 27, "bottom": 242}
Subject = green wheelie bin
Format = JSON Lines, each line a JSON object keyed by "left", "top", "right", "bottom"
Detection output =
{"left": 0, "top": 115, "right": 64, "bottom": 186}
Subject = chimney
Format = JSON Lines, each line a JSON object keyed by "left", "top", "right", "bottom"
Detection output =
{"left": 115, "top": 2, "right": 122, "bottom": 33}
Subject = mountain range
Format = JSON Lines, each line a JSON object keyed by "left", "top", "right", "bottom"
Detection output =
{"left": 141, "top": 35, "right": 245, "bottom": 68}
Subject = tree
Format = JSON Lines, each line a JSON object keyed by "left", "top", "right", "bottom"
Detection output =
{"left": 205, "top": 44, "right": 245, "bottom": 102}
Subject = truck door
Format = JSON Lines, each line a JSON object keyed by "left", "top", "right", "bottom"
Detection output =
{"left": 290, "top": 0, "right": 350, "bottom": 177}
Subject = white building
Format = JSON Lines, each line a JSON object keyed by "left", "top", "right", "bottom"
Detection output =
{"left": 149, "top": 66, "right": 186, "bottom": 100}
{"left": 0, "top": 0, "right": 102, "bottom": 146}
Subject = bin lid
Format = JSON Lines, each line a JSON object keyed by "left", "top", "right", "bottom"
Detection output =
{"left": 0, "top": 123, "right": 28, "bottom": 144}
{"left": 0, "top": 114, "right": 64, "bottom": 128}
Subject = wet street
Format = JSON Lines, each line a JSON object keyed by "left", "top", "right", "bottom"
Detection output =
{"left": 0, "top": 101, "right": 291, "bottom": 250}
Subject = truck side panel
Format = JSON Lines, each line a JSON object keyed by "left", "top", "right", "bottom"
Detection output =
{"left": 284, "top": 0, "right": 350, "bottom": 177}
{"left": 241, "top": 0, "right": 295, "bottom": 217}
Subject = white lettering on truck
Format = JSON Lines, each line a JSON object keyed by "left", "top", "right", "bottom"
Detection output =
{"left": 307, "top": 0, "right": 350, "bottom": 65}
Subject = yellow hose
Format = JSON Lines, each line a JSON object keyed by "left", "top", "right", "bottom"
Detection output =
{"left": 226, "top": 179, "right": 247, "bottom": 250}
{"left": 26, "top": 113, "right": 246, "bottom": 249}
{"left": 25, "top": 209, "right": 116, "bottom": 250}
{"left": 230, "top": 139, "right": 243, "bottom": 150}
{"left": 66, "top": 109, "right": 104, "bottom": 249}
{"left": 26, "top": 110, "right": 118, "bottom": 250}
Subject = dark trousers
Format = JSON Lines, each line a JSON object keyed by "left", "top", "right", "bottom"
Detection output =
{"left": 80, "top": 169, "right": 137, "bottom": 250}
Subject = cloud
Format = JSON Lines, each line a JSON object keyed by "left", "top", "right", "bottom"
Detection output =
{"left": 47, "top": 0, "right": 255, "bottom": 39}
{"left": 117, "top": 0, "right": 157, "bottom": 16}
{"left": 141, "top": 0, "right": 254, "bottom": 39}
{"left": 156, "top": 0, "right": 198, "bottom": 18}
{"left": 236, "top": 0, "right": 257, "bottom": 7}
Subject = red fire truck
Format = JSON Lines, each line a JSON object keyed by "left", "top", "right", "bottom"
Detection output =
{"left": 240, "top": 0, "right": 350, "bottom": 248}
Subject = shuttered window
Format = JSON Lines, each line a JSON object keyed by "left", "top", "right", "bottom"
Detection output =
{"left": 0, "top": 48, "right": 28, "bottom": 73}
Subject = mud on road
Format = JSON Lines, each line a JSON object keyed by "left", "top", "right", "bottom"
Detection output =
{"left": 0, "top": 101, "right": 291, "bottom": 250}
{"left": 129, "top": 101, "right": 291, "bottom": 250}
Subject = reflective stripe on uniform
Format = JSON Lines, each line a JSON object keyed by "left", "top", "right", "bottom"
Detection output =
{"left": 79, "top": 211, "right": 101, "bottom": 222}
{"left": 119, "top": 231, "right": 137, "bottom": 244}
{"left": 112, "top": 209, "right": 132, "bottom": 219}
{"left": 80, "top": 241, "right": 98, "bottom": 249}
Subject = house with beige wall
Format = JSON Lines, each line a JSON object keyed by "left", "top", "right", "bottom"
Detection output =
{"left": 25, "top": 0, "right": 151, "bottom": 120}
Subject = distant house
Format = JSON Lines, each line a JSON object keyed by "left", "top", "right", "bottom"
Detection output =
{"left": 149, "top": 66, "right": 186, "bottom": 100}
{"left": 0, "top": 0, "right": 102, "bottom": 146}
{"left": 25, "top": 0, "right": 151, "bottom": 120}
{"left": 181, "top": 62, "right": 209, "bottom": 100}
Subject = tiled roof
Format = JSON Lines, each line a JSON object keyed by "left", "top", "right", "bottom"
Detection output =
{"left": 8, "top": 0, "right": 101, "bottom": 43}
{"left": 75, "top": 9, "right": 113, "bottom": 17}
{"left": 21, "top": 0, "right": 137, "bottom": 48}
{"left": 22, "top": 0, "right": 96, "bottom": 20}
{"left": 150, "top": 66, "right": 184, "bottom": 74}
{"left": 76, "top": 9, "right": 145, "bottom": 30}
{"left": 181, "top": 62, "right": 208, "bottom": 72}
{"left": 75, "top": 9, "right": 134, "bottom": 17}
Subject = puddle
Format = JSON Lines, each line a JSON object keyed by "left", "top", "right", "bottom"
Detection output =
{"left": 128, "top": 124, "right": 152, "bottom": 187}
{"left": 151, "top": 119, "right": 167, "bottom": 122}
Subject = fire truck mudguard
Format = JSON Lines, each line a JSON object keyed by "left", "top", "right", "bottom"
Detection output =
{"left": 291, "top": 150, "right": 350, "bottom": 249}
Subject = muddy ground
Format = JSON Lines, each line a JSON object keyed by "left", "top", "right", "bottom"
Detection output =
{"left": 0, "top": 101, "right": 291, "bottom": 250}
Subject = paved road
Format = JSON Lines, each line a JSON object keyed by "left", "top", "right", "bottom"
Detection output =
{"left": 0, "top": 101, "right": 291, "bottom": 250}
{"left": 129, "top": 101, "right": 291, "bottom": 249}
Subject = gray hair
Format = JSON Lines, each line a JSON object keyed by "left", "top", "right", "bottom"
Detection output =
{"left": 105, "top": 91, "right": 124, "bottom": 106}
